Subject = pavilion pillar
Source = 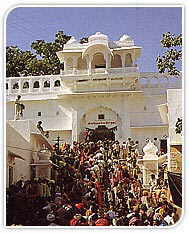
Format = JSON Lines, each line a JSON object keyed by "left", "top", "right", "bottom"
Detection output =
{"left": 121, "top": 54, "right": 126, "bottom": 68}
{"left": 105, "top": 53, "right": 111, "bottom": 73}
{"left": 73, "top": 57, "right": 78, "bottom": 74}
{"left": 64, "top": 58, "right": 68, "bottom": 73}
{"left": 88, "top": 55, "right": 92, "bottom": 75}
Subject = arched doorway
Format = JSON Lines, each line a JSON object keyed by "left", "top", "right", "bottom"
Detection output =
{"left": 91, "top": 53, "right": 106, "bottom": 69}
{"left": 80, "top": 106, "right": 121, "bottom": 142}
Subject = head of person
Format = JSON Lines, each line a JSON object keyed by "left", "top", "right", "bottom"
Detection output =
{"left": 46, "top": 213, "right": 56, "bottom": 223}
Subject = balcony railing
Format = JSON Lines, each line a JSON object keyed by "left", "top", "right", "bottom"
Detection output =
{"left": 60, "top": 67, "right": 139, "bottom": 76}
{"left": 6, "top": 69, "right": 181, "bottom": 97}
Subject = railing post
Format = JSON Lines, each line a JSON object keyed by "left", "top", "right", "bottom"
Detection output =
{"left": 18, "top": 79, "right": 22, "bottom": 94}
{"left": 50, "top": 77, "right": 53, "bottom": 92}
{"left": 39, "top": 78, "right": 43, "bottom": 93}
{"left": 29, "top": 79, "right": 33, "bottom": 93}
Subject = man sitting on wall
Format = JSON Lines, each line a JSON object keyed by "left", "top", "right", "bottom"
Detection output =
{"left": 36, "top": 121, "right": 49, "bottom": 138}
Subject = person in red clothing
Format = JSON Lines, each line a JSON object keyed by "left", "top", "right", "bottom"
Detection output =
{"left": 70, "top": 214, "right": 88, "bottom": 226}
{"left": 95, "top": 179, "right": 104, "bottom": 207}
{"left": 95, "top": 212, "right": 110, "bottom": 226}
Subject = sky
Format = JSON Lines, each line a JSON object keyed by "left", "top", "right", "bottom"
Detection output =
{"left": 6, "top": 7, "right": 182, "bottom": 72}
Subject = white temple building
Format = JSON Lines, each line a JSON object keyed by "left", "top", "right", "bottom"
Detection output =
{"left": 6, "top": 32, "right": 182, "bottom": 183}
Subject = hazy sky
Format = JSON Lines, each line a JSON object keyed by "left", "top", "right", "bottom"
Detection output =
{"left": 6, "top": 7, "right": 182, "bottom": 72}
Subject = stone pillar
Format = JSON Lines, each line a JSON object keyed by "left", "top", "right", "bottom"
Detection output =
{"left": 73, "top": 57, "right": 78, "bottom": 74}
{"left": 88, "top": 56, "right": 92, "bottom": 75}
{"left": 39, "top": 79, "right": 43, "bottom": 93}
{"left": 142, "top": 141, "right": 159, "bottom": 187}
{"left": 29, "top": 79, "right": 33, "bottom": 93}
{"left": 18, "top": 79, "right": 22, "bottom": 94}
{"left": 121, "top": 54, "right": 126, "bottom": 68}
{"left": 50, "top": 77, "right": 54, "bottom": 92}
{"left": 64, "top": 58, "right": 68, "bottom": 73}
{"left": 105, "top": 53, "right": 110, "bottom": 71}
{"left": 130, "top": 52, "right": 134, "bottom": 66}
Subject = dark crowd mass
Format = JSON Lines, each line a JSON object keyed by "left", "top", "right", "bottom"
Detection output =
{"left": 6, "top": 138, "right": 179, "bottom": 227}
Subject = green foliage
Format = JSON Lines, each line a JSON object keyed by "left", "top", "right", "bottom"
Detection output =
{"left": 6, "top": 31, "right": 71, "bottom": 77}
{"left": 80, "top": 37, "right": 88, "bottom": 44}
{"left": 156, "top": 32, "right": 182, "bottom": 76}
{"left": 6, "top": 46, "right": 36, "bottom": 77}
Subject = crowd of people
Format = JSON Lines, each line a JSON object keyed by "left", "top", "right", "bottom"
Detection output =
{"left": 6, "top": 138, "right": 179, "bottom": 227}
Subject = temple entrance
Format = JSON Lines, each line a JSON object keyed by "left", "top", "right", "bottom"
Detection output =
{"left": 80, "top": 106, "right": 122, "bottom": 142}
{"left": 89, "top": 125, "right": 115, "bottom": 142}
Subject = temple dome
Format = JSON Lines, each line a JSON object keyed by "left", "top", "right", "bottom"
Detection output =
{"left": 143, "top": 141, "right": 158, "bottom": 160}
{"left": 118, "top": 34, "right": 134, "bottom": 46}
{"left": 88, "top": 32, "right": 108, "bottom": 43}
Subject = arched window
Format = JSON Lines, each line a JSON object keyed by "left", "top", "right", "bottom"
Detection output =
{"left": 111, "top": 54, "right": 122, "bottom": 68}
{"left": 125, "top": 53, "right": 133, "bottom": 67}
{"left": 6, "top": 83, "right": 8, "bottom": 90}
{"left": 92, "top": 53, "right": 106, "bottom": 69}
{"left": 44, "top": 80, "right": 50, "bottom": 88}
{"left": 33, "top": 81, "right": 39, "bottom": 88}
{"left": 23, "top": 81, "right": 29, "bottom": 89}
{"left": 54, "top": 80, "right": 60, "bottom": 87}
{"left": 12, "top": 82, "right": 19, "bottom": 89}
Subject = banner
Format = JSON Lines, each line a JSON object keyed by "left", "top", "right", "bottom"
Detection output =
{"left": 88, "top": 121, "right": 116, "bottom": 125}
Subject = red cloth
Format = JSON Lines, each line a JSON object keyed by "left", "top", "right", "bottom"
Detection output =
{"left": 75, "top": 203, "right": 84, "bottom": 209}
{"left": 95, "top": 182, "right": 103, "bottom": 207}
{"left": 70, "top": 218, "right": 78, "bottom": 226}
{"left": 95, "top": 218, "right": 109, "bottom": 226}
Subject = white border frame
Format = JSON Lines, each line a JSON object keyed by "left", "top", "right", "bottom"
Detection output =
{"left": 2, "top": 3, "right": 185, "bottom": 230}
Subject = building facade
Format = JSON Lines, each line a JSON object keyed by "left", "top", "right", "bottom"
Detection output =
{"left": 6, "top": 32, "right": 182, "bottom": 153}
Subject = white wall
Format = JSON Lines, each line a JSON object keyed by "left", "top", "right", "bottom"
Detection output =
{"left": 131, "top": 127, "right": 168, "bottom": 153}
{"left": 6, "top": 123, "right": 32, "bottom": 186}
{"left": 7, "top": 99, "right": 73, "bottom": 131}
{"left": 6, "top": 91, "right": 169, "bottom": 151}
{"left": 48, "top": 130, "right": 72, "bottom": 145}
{"left": 167, "top": 89, "right": 182, "bottom": 145}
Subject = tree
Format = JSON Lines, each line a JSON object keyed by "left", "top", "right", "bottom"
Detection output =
{"left": 80, "top": 37, "right": 88, "bottom": 44}
{"left": 7, "top": 32, "right": 91, "bottom": 77}
{"left": 6, "top": 46, "right": 36, "bottom": 77}
{"left": 6, "top": 31, "right": 71, "bottom": 77}
{"left": 156, "top": 32, "right": 182, "bottom": 76}
{"left": 30, "top": 31, "right": 71, "bottom": 75}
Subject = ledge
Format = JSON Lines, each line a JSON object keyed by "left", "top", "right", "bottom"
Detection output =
{"left": 130, "top": 124, "right": 168, "bottom": 129}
